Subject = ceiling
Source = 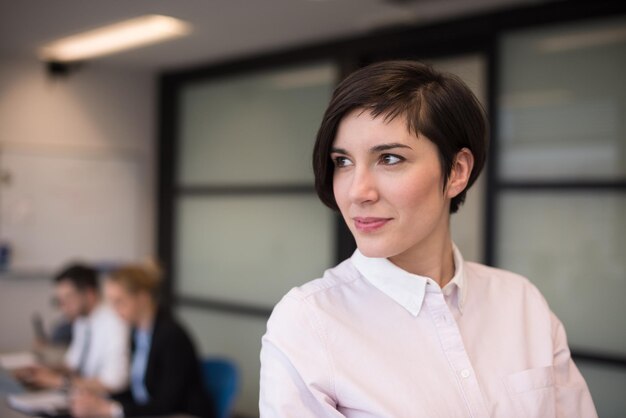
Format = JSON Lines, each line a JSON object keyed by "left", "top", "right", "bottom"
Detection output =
{"left": 0, "top": 0, "right": 546, "bottom": 71}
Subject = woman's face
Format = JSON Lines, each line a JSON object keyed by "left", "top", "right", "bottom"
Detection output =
{"left": 104, "top": 280, "right": 140, "bottom": 324}
{"left": 331, "top": 109, "right": 457, "bottom": 261}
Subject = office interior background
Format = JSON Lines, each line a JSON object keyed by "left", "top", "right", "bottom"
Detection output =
{"left": 0, "top": 0, "right": 625, "bottom": 416}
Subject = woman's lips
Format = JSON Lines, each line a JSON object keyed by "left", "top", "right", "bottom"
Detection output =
{"left": 353, "top": 217, "right": 392, "bottom": 233}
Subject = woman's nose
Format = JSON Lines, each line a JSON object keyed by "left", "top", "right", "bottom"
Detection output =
{"left": 349, "top": 167, "right": 379, "bottom": 204}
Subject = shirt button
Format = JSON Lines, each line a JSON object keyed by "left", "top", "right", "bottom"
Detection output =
{"left": 460, "top": 369, "right": 471, "bottom": 379}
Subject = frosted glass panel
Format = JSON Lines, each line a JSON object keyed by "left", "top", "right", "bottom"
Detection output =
{"left": 179, "top": 62, "right": 336, "bottom": 185}
{"left": 498, "top": 17, "right": 626, "bottom": 180}
{"left": 577, "top": 362, "right": 626, "bottom": 418}
{"left": 177, "top": 306, "right": 267, "bottom": 417}
{"left": 176, "top": 195, "right": 334, "bottom": 306}
{"left": 496, "top": 193, "right": 626, "bottom": 355}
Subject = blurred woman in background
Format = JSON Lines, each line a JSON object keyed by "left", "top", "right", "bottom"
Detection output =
{"left": 71, "top": 263, "right": 214, "bottom": 418}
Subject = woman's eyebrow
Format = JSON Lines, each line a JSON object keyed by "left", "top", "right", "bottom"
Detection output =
{"left": 330, "top": 147, "right": 349, "bottom": 155}
{"left": 330, "top": 143, "right": 412, "bottom": 155}
{"left": 370, "top": 143, "right": 413, "bottom": 152}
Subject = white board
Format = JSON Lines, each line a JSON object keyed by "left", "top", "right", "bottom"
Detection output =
{"left": 0, "top": 149, "right": 140, "bottom": 272}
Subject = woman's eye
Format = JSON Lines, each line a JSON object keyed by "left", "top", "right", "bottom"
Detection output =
{"left": 380, "top": 154, "right": 404, "bottom": 165}
{"left": 333, "top": 156, "right": 353, "bottom": 167}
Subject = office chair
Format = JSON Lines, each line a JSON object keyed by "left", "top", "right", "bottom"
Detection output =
{"left": 201, "top": 357, "right": 239, "bottom": 418}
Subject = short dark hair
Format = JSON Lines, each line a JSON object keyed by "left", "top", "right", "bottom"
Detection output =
{"left": 312, "top": 60, "right": 488, "bottom": 214}
{"left": 53, "top": 263, "right": 99, "bottom": 292}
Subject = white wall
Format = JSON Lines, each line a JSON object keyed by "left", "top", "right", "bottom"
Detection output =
{"left": 0, "top": 55, "right": 155, "bottom": 351}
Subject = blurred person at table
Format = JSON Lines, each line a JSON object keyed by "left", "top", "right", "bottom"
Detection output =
{"left": 15, "top": 263, "right": 129, "bottom": 394}
{"left": 71, "top": 262, "right": 215, "bottom": 418}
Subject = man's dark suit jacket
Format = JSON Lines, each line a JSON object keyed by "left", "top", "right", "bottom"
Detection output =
{"left": 112, "top": 309, "right": 215, "bottom": 418}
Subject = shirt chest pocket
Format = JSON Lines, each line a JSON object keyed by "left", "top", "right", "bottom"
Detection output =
{"left": 504, "top": 365, "right": 556, "bottom": 418}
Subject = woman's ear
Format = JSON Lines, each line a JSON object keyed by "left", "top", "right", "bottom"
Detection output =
{"left": 446, "top": 148, "right": 474, "bottom": 199}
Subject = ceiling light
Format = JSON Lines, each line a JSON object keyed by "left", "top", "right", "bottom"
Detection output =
{"left": 38, "top": 15, "right": 191, "bottom": 63}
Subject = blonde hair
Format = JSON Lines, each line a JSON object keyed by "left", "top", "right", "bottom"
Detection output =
{"left": 108, "top": 260, "right": 162, "bottom": 300}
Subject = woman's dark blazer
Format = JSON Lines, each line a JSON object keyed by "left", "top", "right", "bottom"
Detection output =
{"left": 112, "top": 309, "right": 215, "bottom": 418}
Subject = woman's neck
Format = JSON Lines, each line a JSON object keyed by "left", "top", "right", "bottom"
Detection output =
{"left": 136, "top": 301, "right": 157, "bottom": 331}
{"left": 388, "top": 232, "right": 455, "bottom": 288}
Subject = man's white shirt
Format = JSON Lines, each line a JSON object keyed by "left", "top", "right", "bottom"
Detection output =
{"left": 65, "top": 303, "right": 129, "bottom": 392}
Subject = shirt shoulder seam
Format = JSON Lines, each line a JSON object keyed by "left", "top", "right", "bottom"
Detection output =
{"left": 289, "top": 265, "right": 363, "bottom": 302}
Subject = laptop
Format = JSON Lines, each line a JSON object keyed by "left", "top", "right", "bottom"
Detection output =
{"left": 1, "top": 363, "right": 69, "bottom": 417}
{"left": 32, "top": 313, "right": 48, "bottom": 343}
{"left": 7, "top": 390, "right": 70, "bottom": 417}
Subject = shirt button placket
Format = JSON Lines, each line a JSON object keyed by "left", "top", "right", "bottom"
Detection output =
{"left": 424, "top": 290, "right": 489, "bottom": 418}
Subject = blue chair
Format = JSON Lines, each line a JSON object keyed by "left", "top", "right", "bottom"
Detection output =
{"left": 201, "top": 357, "right": 239, "bottom": 418}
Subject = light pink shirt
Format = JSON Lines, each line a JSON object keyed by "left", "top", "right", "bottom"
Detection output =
{"left": 259, "top": 246, "right": 597, "bottom": 418}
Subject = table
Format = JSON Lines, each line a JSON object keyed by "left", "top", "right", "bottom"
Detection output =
{"left": 1, "top": 399, "right": 35, "bottom": 418}
{"left": 1, "top": 365, "right": 199, "bottom": 418}
{"left": 2, "top": 400, "right": 51, "bottom": 418}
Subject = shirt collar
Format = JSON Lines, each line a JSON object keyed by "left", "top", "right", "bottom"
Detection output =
{"left": 351, "top": 243, "right": 466, "bottom": 316}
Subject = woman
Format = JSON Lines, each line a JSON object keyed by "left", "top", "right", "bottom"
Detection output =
{"left": 259, "top": 61, "right": 597, "bottom": 418}
{"left": 71, "top": 263, "right": 214, "bottom": 418}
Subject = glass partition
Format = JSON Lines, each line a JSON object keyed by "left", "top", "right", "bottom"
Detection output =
{"left": 498, "top": 16, "right": 626, "bottom": 181}
{"left": 175, "top": 194, "right": 333, "bottom": 307}
{"left": 179, "top": 64, "right": 336, "bottom": 186}
{"left": 496, "top": 16, "right": 626, "bottom": 415}
{"left": 497, "top": 192, "right": 626, "bottom": 355}
{"left": 172, "top": 61, "right": 338, "bottom": 414}
{"left": 577, "top": 362, "right": 626, "bottom": 418}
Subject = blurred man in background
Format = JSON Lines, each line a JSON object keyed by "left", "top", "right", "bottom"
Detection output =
{"left": 15, "top": 264, "right": 129, "bottom": 394}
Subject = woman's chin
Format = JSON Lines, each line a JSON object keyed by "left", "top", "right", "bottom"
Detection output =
{"left": 355, "top": 239, "right": 400, "bottom": 259}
